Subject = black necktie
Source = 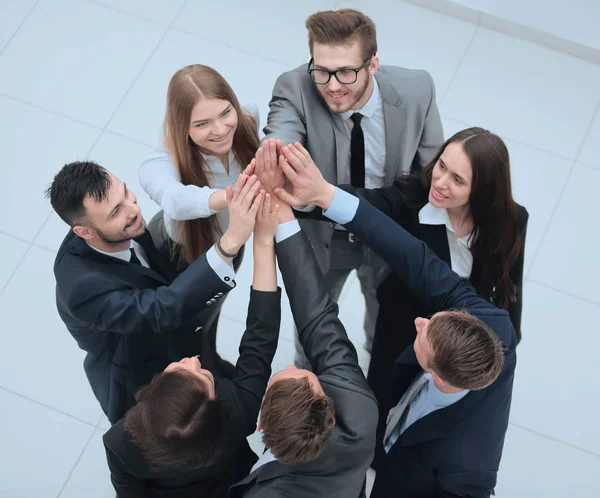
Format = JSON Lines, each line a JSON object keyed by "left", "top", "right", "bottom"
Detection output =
{"left": 350, "top": 112, "right": 365, "bottom": 188}
{"left": 129, "top": 248, "right": 142, "bottom": 266}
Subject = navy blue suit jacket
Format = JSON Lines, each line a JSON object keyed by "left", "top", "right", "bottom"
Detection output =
{"left": 344, "top": 199, "right": 516, "bottom": 498}
{"left": 54, "top": 230, "right": 232, "bottom": 423}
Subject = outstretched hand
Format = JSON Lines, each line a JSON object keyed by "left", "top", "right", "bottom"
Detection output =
{"left": 254, "top": 192, "right": 280, "bottom": 243}
{"left": 273, "top": 142, "right": 336, "bottom": 209}
{"left": 220, "top": 174, "right": 263, "bottom": 255}
{"left": 253, "top": 138, "right": 286, "bottom": 194}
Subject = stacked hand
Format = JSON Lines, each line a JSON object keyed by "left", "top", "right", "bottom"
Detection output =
{"left": 254, "top": 193, "right": 280, "bottom": 244}
{"left": 219, "top": 174, "right": 263, "bottom": 255}
{"left": 248, "top": 138, "right": 287, "bottom": 195}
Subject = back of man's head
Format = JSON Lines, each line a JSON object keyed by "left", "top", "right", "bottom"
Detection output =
{"left": 427, "top": 310, "right": 505, "bottom": 390}
{"left": 123, "top": 370, "right": 228, "bottom": 470}
{"left": 259, "top": 377, "right": 335, "bottom": 465}
{"left": 45, "top": 160, "right": 110, "bottom": 226}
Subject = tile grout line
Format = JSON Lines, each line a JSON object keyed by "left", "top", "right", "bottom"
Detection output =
{"left": 0, "top": 230, "right": 35, "bottom": 246}
{"left": 0, "top": 386, "right": 98, "bottom": 428}
{"left": 171, "top": 27, "right": 296, "bottom": 70}
{"left": 55, "top": 427, "right": 98, "bottom": 498}
{"left": 527, "top": 278, "right": 600, "bottom": 308}
{"left": 83, "top": 0, "right": 169, "bottom": 27}
{"left": 83, "top": 2, "right": 189, "bottom": 157}
{"left": 509, "top": 422, "right": 600, "bottom": 459}
{"left": 525, "top": 95, "right": 600, "bottom": 277}
{"left": 438, "top": 25, "right": 479, "bottom": 108}
{"left": 0, "top": 0, "right": 40, "bottom": 58}
{"left": 439, "top": 113, "right": 578, "bottom": 164}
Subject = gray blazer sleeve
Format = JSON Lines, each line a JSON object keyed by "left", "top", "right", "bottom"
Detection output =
{"left": 263, "top": 70, "right": 307, "bottom": 146}
{"left": 275, "top": 231, "right": 370, "bottom": 391}
{"left": 411, "top": 71, "right": 444, "bottom": 173}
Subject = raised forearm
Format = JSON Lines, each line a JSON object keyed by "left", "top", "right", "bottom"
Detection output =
{"left": 208, "top": 189, "right": 228, "bottom": 212}
{"left": 252, "top": 238, "right": 277, "bottom": 292}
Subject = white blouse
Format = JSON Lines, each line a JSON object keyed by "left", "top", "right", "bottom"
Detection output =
{"left": 138, "top": 102, "right": 260, "bottom": 242}
{"left": 418, "top": 203, "right": 473, "bottom": 279}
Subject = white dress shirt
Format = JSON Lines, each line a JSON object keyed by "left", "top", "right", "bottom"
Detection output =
{"left": 89, "top": 240, "right": 150, "bottom": 268}
{"left": 418, "top": 203, "right": 473, "bottom": 279}
{"left": 340, "top": 79, "right": 386, "bottom": 189}
{"left": 138, "top": 102, "right": 260, "bottom": 242}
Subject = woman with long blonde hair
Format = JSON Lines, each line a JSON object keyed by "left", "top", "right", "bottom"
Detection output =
{"left": 139, "top": 64, "right": 260, "bottom": 378}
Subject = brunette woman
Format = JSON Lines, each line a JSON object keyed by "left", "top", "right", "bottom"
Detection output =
{"left": 139, "top": 64, "right": 260, "bottom": 378}
{"left": 356, "top": 127, "right": 528, "bottom": 469}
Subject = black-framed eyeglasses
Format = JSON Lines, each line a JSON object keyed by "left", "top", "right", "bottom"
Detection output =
{"left": 307, "top": 58, "right": 372, "bottom": 85}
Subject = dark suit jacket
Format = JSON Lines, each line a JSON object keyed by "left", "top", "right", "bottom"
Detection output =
{"left": 54, "top": 230, "right": 233, "bottom": 423}
{"left": 102, "top": 289, "right": 282, "bottom": 498}
{"left": 229, "top": 230, "right": 378, "bottom": 498}
{"left": 350, "top": 184, "right": 528, "bottom": 338}
{"left": 339, "top": 198, "right": 517, "bottom": 498}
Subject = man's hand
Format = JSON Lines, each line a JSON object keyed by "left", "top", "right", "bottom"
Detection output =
{"left": 274, "top": 142, "right": 336, "bottom": 210}
{"left": 254, "top": 192, "right": 280, "bottom": 245}
{"left": 254, "top": 138, "right": 286, "bottom": 194}
{"left": 220, "top": 174, "right": 263, "bottom": 255}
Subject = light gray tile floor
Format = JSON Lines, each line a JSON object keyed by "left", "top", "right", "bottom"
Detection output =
{"left": 2, "top": 1, "right": 598, "bottom": 496}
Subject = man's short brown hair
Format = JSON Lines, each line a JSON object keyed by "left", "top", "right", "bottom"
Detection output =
{"left": 427, "top": 310, "right": 505, "bottom": 390}
{"left": 306, "top": 9, "right": 377, "bottom": 61}
{"left": 259, "top": 377, "right": 335, "bottom": 465}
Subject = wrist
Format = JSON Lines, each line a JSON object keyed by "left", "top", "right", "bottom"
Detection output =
{"left": 253, "top": 235, "right": 275, "bottom": 247}
{"left": 277, "top": 204, "right": 295, "bottom": 224}
{"left": 315, "top": 183, "right": 336, "bottom": 210}
{"left": 209, "top": 190, "right": 227, "bottom": 211}
{"left": 219, "top": 232, "right": 243, "bottom": 255}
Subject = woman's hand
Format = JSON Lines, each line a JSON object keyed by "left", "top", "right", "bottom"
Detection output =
{"left": 254, "top": 192, "right": 280, "bottom": 245}
{"left": 254, "top": 138, "right": 287, "bottom": 194}
{"left": 219, "top": 174, "right": 262, "bottom": 255}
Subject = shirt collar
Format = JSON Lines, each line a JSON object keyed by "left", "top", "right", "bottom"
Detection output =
{"left": 340, "top": 78, "right": 381, "bottom": 121}
{"left": 425, "top": 373, "right": 469, "bottom": 407}
{"left": 419, "top": 203, "right": 473, "bottom": 246}
{"left": 87, "top": 240, "right": 134, "bottom": 262}
{"left": 200, "top": 149, "right": 235, "bottom": 164}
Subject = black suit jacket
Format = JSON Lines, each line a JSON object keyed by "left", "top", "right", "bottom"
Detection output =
{"left": 54, "top": 230, "right": 233, "bottom": 423}
{"left": 102, "top": 289, "right": 282, "bottom": 498}
{"left": 229, "top": 230, "right": 378, "bottom": 498}
{"left": 341, "top": 198, "right": 517, "bottom": 498}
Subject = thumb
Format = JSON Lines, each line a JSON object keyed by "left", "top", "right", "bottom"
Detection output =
{"left": 274, "top": 187, "right": 299, "bottom": 206}
{"left": 225, "top": 186, "right": 233, "bottom": 204}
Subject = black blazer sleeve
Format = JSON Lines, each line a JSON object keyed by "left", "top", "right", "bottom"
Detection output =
{"left": 104, "top": 443, "right": 149, "bottom": 498}
{"left": 228, "top": 288, "right": 282, "bottom": 435}
{"left": 345, "top": 199, "right": 493, "bottom": 317}
{"left": 507, "top": 205, "right": 529, "bottom": 342}
{"left": 68, "top": 253, "right": 232, "bottom": 334}
{"left": 276, "top": 231, "right": 371, "bottom": 392}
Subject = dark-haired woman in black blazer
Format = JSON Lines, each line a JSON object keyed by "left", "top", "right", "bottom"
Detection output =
{"left": 353, "top": 127, "right": 528, "bottom": 469}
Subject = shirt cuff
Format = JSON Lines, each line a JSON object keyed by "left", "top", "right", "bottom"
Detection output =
{"left": 292, "top": 203, "right": 317, "bottom": 213}
{"left": 322, "top": 187, "right": 359, "bottom": 225}
{"left": 275, "top": 220, "right": 301, "bottom": 244}
{"left": 206, "top": 246, "right": 236, "bottom": 288}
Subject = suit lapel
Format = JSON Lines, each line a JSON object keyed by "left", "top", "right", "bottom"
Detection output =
{"left": 69, "top": 235, "right": 170, "bottom": 286}
{"left": 417, "top": 223, "right": 451, "bottom": 266}
{"left": 397, "top": 389, "right": 486, "bottom": 448}
{"left": 377, "top": 73, "right": 406, "bottom": 185}
{"left": 135, "top": 232, "right": 176, "bottom": 282}
{"left": 229, "top": 460, "right": 296, "bottom": 496}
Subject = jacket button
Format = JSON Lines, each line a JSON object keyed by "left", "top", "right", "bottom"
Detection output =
{"left": 206, "top": 301, "right": 212, "bottom": 305}
{"left": 195, "top": 326, "right": 202, "bottom": 332}
{"left": 224, "top": 276, "right": 230, "bottom": 282}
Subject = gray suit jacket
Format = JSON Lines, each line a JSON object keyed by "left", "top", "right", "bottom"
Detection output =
{"left": 229, "top": 230, "right": 378, "bottom": 498}
{"left": 263, "top": 64, "right": 444, "bottom": 274}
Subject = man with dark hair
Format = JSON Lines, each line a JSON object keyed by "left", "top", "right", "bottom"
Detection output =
{"left": 263, "top": 8, "right": 444, "bottom": 365}
{"left": 47, "top": 160, "right": 262, "bottom": 424}
{"left": 273, "top": 143, "right": 517, "bottom": 498}
{"left": 230, "top": 146, "right": 378, "bottom": 497}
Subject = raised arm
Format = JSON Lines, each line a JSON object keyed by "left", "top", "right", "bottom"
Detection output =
{"left": 228, "top": 193, "right": 282, "bottom": 434}
{"left": 275, "top": 143, "right": 484, "bottom": 315}
{"left": 138, "top": 150, "right": 228, "bottom": 219}
{"left": 67, "top": 174, "right": 263, "bottom": 334}
{"left": 262, "top": 70, "right": 307, "bottom": 146}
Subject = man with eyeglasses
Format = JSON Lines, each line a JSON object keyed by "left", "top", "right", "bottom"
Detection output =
{"left": 262, "top": 9, "right": 444, "bottom": 373}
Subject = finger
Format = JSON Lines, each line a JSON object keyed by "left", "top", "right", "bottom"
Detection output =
{"left": 281, "top": 145, "right": 304, "bottom": 172}
{"left": 239, "top": 174, "right": 258, "bottom": 200}
{"left": 255, "top": 147, "right": 264, "bottom": 173}
{"left": 233, "top": 174, "right": 248, "bottom": 202}
{"left": 249, "top": 191, "right": 263, "bottom": 217}
{"left": 267, "top": 140, "right": 277, "bottom": 170}
{"left": 272, "top": 203, "right": 280, "bottom": 218}
{"left": 263, "top": 192, "right": 272, "bottom": 217}
{"left": 294, "top": 142, "right": 312, "bottom": 163}
{"left": 275, "top": 139, "right": 284, "bottom": 156}
{"left": 244, "top": 158, "right": 256, "bottom": 176}
{"left": 225, "top": 186, "right": 233, "bottom": 204}
{"left": 241, "top": 179, "right": 262, "bottom": 211}
{"left": 274, "top": 187, "right": 299, "bottom": 206}
{"left": 279, "top": 153, "right": 298, "bottom": 180}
